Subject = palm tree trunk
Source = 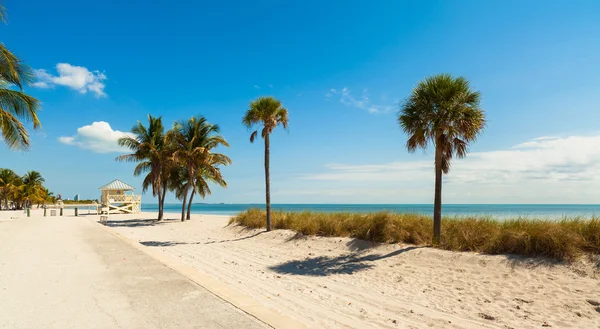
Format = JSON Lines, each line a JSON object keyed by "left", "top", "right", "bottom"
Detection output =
{"left": 186, "top": 189, "right": 195, "bottom": 220}
{"left": 157, "top": 185, "right": 164, "bottom": 221}
{"left": 181, "top": 184, "right": 189, "bottom": 222}
{"left": 433, "top": 143, "right": 443, "bottom": 245}
{"left": 264, "top": 134, "right": 272, "bottom": 231}
{"left": 158, "top": 180, "right": 168, "bottom": 221}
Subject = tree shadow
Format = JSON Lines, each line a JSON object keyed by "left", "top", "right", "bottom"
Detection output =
{"left": 104, "top": 219, "right": 158, "bottom": 227}
{"left": 282, "top": 234, "right": 378, "bottom": 251}
{"left": 203, "top": 231, "right": 266, "bottom": 244}
{"left": 139, "top": 231, "right": 267, "bottom": 247}
{"left": 269, "top": 246, "right": 422, "bottom": 276}
{"left": 140, "top": 240, "right": 184, "bottom": 247}
{"left": 502, "top": 254, "right": 563, "bottom": 270}
{"left": 103, "top": 218, "right": 179, "bottom": 227}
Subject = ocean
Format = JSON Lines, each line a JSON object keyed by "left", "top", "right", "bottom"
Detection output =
{"left": 142, "top": 203, "right": 600, "bottom": 219}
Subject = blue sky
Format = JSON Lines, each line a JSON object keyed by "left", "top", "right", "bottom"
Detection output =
{"left": 2, "top": 0, "right": 600, "bottom": 204}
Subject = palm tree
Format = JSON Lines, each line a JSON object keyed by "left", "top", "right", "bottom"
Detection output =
{"left": 0, "top": 168, "right": 20, "bottom": 209}
{"left": 185, "top": 157, "right": 229, "bottom": 220}
{"left": 0, "top": 5, "right": 41, "bottom": 150}
{"left": 242, "top": 97, "right": 288, "bottom": 231}
{"left": 22, "top": 170, "right": 44, "bottom": 185}
{"left": 398, "top": 74, "right": 485, "bottom": 245}
{"left": 168, "top": 116, "right": 230, "bottom": 221}
{"left": 117, "top": 115, "right": 169, "bottom": 221}
{"left": 45, "top": 188, "right": 56, "bottom": 205}
{"left": 21, "top": 170, "right": 45, "bottom": 208}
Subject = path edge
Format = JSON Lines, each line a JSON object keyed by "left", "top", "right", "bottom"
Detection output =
{"left": 96, "top": 221, "right": 307, "bottom": 329}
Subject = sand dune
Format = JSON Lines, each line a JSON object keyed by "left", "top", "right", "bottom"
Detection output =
{"left": 104, "top": 212, "right": 598, "bottom": 328}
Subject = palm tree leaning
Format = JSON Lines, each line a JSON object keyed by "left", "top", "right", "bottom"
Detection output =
{"left": 0, "top": 5, "right": 41, "bottom": 150}
{"left": 117, "top": 115, "right": 169, "bottom": 221}
{"left": 168, "top": 116, "right": 230, "bottom": 221}
{"left": 398, "top": 74, "right": 485, "bottom": 245}
{"left": 185, "top": 158, "right": 228, "bottom": 219}
{"left": 242, "top": 97, "right": 289, "bottom": 231}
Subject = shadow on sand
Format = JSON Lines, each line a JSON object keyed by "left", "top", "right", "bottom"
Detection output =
{"left": 103, "top": 218, "right": 179, "bottom": 228}
{"left": 139, "top": 231, "right": 266, "bottom": 247}
{"left": 268, "top": 246, "right": 422, "bottom": 276}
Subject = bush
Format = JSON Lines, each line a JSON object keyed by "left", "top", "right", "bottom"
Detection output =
{"left": 229, "top": 209, "right": 600, "bottom": 261}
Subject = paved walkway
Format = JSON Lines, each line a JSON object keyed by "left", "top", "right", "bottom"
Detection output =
{"left": 0, "top": 216, "right": 269, "bottom": 329}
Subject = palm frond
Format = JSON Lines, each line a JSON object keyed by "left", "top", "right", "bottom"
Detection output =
{"left": 0, "top": 4, "right": 7, "bottom": 23}
{"left": 0, "top": 109, "right": 29, "bottom": 150}
{"left": 0, "top": 44, "right": 34, "bottom": 89}
{"left": 0, "top": 88, "right": 41, "bottom": 139}
{"left": 398, "top": 73, "right": 485, "bottom": 174}
{"left": 250, "top": 130, "right": 258, "bottom": 143}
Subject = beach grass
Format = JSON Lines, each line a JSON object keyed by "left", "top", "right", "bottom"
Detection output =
{"left": 229, "top": 209, "right": 600, "bottom": 261}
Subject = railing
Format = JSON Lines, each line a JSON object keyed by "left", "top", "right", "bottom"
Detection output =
{"left": 106, "top": 194, "right": 141, "bottom": 203}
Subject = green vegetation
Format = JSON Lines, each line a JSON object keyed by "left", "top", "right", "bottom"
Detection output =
{"left": 62, "top": 199, "right": 98, "bottom": 204}
{"left": 230, "top": 209, "right": 600, "bottom": 261}
{"left": 168, "top": 116, "right": 231, "bottom": 221}
{"left": 117, "top": 115, "right": 170, "bottom": 221}
{"left": 0, "top": 5, "right": 41, "bottom": 150}
{"left": 0, "top": 169, "right": 53, "bottom": 209}
{"left": 399, "top": 74, "right": 486, "bottom": 245}
{"left": 117, "top": 115, "right": 231, "bottom": 222}
{"left": 242, "top": 97, "right": 289, "bottom": 231}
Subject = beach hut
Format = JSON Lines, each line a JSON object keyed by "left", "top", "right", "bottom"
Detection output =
{"left": 98, "top": 179, "right": 141, "bottom": 214}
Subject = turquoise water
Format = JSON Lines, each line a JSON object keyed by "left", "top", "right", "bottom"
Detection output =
{"left": 141, "top": 203, "right": 600, "bottom": 219}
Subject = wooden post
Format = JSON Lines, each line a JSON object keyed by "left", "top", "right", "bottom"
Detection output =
{"left": 75, "top": 208, "right": 78, "bottom": 217}
{"left": 44, "top": 208, "right": 47, "bottom": 216}
{"left": 27, "top": 208, "right": 30, "bottom": 217}
{"left": 60, "top": 208, "right": 63, "bottom": 216}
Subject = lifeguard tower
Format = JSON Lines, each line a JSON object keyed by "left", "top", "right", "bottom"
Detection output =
{"left": 99, "top": 179, "right": 141, "bottom": 214}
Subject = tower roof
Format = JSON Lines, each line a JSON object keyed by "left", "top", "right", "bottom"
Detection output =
{"left": 99, "top": 179, "right": 136, "bottom": 191}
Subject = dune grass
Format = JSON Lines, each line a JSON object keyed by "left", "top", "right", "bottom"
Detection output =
{"left": 229, "top": 209, "right": 600, "bottom": 261}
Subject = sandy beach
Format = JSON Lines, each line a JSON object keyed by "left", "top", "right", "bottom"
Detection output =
{"left": 97, "top": 211, "right": 600, "bottom": 329}
{"left": 0, "top": 210, "right": 269, "bottom": 329}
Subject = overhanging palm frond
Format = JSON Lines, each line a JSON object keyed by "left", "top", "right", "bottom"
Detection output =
{"left": 0, "top": 110, "right": 29, "bottom": 150}
{"left": 0, "top": 44, "right": 34, "bottom": 90}
{"left": 0, "top": 5, "right": 6, "bottom": 23}
{"left": 0, "top": 87, "right": 41, "bottom": 150}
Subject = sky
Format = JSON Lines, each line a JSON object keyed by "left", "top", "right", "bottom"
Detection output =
{"left": 1, "top": 0, "right": 600, "bottom": 204}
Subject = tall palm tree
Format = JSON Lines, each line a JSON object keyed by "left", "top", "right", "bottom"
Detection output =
{"left": 0, "top": 5, "right": 41, "bottom": 150}
{"left": 168, "top": 116, "right": 230, "bottom": 221}
{"left": 117, "top": 115, "right": 169, "bottom": 221}
{"left": 398, "top": 74, "right": 485, "bottom": 245}
{"left": 242, "top": 97, "right": 288, "bottom": 231}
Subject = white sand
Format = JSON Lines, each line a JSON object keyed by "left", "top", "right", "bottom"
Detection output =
{"left": 87, "top": 212, "right": 600, "bottom": 327}
{"left": 0, "top": 209, "right": 269, "bottom": 329}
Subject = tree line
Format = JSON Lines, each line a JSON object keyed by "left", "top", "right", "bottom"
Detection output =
{"left": 0, "top": 169, "right": 55, "bottom": 210}
{"left": 117, "top": 115, "right": 231, "bottom": 222}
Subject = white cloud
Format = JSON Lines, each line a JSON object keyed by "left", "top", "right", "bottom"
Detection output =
{"left": 253, "top": 85, "right": 260, "bottom": 89}
{"left": 58, "top": 121, "right": 133, "bottom": 153}
{"left": 33, "top": 63, "right": 107, "bottom": 97}
{"left": 328, "top": 87, "right": 394, "bottom": 114}
{"left": 299, "top": 134, "right": 600, "bottom": 203}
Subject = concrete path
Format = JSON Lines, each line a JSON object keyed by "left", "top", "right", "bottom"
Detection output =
{"left": 0, "top": 216, "right": 269, "bottom": 329}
